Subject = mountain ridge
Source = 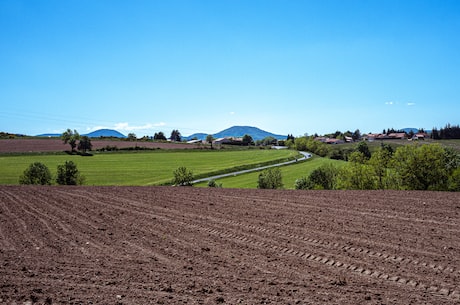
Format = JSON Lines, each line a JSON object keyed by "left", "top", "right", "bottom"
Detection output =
{"left": 184, "top": 126, "right": 286, "bottom": 141}
{"left": 36, "top": 129, "right": 126, "bottom": 138}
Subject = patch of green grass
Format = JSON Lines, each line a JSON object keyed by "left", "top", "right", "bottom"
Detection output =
{"left": 0, "top": 149, "right": 298, "bottom": 186}
{"left": 195, "top": 156, "right": 345, "bottom": 189}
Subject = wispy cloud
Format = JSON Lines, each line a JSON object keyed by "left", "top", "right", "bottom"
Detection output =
{"left": 87, "top": 122, "right": 166, "bottom": 133}
{"left": 407, "top": 102, "right": 416, "bottom": 106}
{"left": 385, "top": 101, "right": 394, "bottom": 105}
{"left": 229, "top": 111, "right": 236, "bottom": 115}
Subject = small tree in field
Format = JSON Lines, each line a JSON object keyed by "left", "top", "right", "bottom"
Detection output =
{"left": 56, "top": 161, "right": 84, "bottom": 185}
{"left": 257, "top": 167, "right": 283, "bottom": 189}
{"left": 172, "top": 166, "right": 194, "bottom": 186}
{"left": 206, "top": 134, "right": 214, "bottom": 149}
{"left": 61, "top": 129, "right": 80, "bottom": 152}
{"left": 78, "top": 136, "right": 92, "bottom": 154}
{"left": 19, "top": 162, "right": 52, "bottom": 185}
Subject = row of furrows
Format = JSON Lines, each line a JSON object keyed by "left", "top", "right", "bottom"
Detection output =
{"left": 6, "top": 187, "right": 458, "bottom": 301}
{"left": 92, "top": 189, "right": 460, "bottom": 285}
{"left": 0, "top": 190, "right": 49, "bottom": 250}
{"left": 65, "top": 188, "right": 460, "bottom": 288}
{"left": 110, "top": 189, "right": 460, "bottom": 284}
{"left": 217, "top": 192, "right": 460, "bottom": 228}
{"left": 180, "top": 218, "right": 460, "bottom": 302}
{"left": 1, "top": 189, "right": 113, "bottom": 256}
{"left": 219, "top": 218, "right": 460, "bottom": 278}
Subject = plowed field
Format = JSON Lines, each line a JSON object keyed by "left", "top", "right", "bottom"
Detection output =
{"left": 0, "top": 139, "right": 201, "bottom": 153}
{"left": 1, "top": 186, "right": 459, "bottom": 304}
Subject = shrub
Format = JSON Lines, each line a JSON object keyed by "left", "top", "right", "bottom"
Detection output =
{"left": 448, "top": 168, "right": 460, "bottom": 191}
{"left": 257, "top": 167, "right": 283, "bottom": 189}
{"left": 19, "top": 162, "right": 52, "bottom": 185}
{"left": 56, "top": 161, "right": 84, "bottom": 185}
{"left": 172, "top": 166, "right": 194, "bottom": 186}
{"left": 207, "top": 179, "right": 222, "bottom": 188}
{"left": 294, "top": 177, "right": 314, "bottom": 190}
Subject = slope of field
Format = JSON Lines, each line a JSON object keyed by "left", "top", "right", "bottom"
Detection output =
{"left": 1, "top": 186, "right": 459, "bottom": 304}
{"left": 195, "top": 157, "right": 345, "bottom": 189}
{"left": 0, "top": 149, "right": 297, "bottom": 185}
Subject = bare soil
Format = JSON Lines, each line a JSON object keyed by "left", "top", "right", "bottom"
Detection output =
{"left": 1, "top": 186, "right": 459, "bottom": 304}
{"left": 0, "top": 139, "right": 202, "bottom": 153}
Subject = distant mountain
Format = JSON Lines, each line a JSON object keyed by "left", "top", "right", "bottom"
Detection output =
{"left": 37, "top": 129, "right": 126, "bottom": 138}
{"left": 184, "top": 126, "right": 287, "bottom": 141}
{"left": 184, "top": 133, "right": 208, "bottom": 141}
{"left": 401, "top": 128, "right": 432, "bottom": 134}
{"left": 84, "top": 129, "right": 126, "bottom": 138}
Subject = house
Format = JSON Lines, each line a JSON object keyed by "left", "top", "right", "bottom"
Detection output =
{"left": 325, "top": 138, "right": 344, "bottom": 144}
{"left": 345, "top": 136, "right": 354, "bottom": 143}
{"left": 388, "top": 133, "right": 406, "bottom": 139}
{"left": 213, "top": 137, "right": 244, "bottom": 145}
{"left": 411, "top": 133, "right": 427, "bottom": 140}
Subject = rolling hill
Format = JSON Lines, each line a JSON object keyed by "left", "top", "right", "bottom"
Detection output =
{"left": 184, "top": 126, "right": 286, "bottom": 141}
{"left": 37, "top": 129, "right": 126, "bottom": 138}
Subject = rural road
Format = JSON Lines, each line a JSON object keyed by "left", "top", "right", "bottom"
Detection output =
{"left": 192, "top": 151, "right": 312, "bottom": 184}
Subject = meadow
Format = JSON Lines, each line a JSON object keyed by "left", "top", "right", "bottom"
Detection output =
{"left": 195, "top": 156, "right": 345, "bottom": 189}
{"left": 0, "top": 149, "right": 299, "bottom": 185}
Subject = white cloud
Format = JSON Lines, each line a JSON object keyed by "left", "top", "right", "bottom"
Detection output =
{"left": 86, "top": 122, "right": 167, "bottom": 133}
{"left": 385, "top": 101, "right": 394, "bottom": 105}
{"left": 229, "top": 111, "right": 236, "bottom": 115}
{"left": 407, "top": 102, "right": 416, "bottom": 106}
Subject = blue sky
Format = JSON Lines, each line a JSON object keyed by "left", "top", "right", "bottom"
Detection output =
{"left": 1, "top": 0, "right": 459, "bottom": 137}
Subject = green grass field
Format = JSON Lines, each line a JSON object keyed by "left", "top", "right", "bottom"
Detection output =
{"left": 194, "top": 156, "right": 345, "bottom": 189}
{"left": 0, "top": 149, "right": 299, "bottom": 186}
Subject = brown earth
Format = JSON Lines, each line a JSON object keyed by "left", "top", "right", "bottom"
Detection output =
{"left": 0, "top": 139, "right": 203, "bottom": 153}
{"left": 1, "top": 186, "right": 459, "bottom": 305}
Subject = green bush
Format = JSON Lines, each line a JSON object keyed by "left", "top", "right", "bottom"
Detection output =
{"left": 172, "top": 166, "right": 194, "bottom": 186}
{"left": 294, "top": 177, "right": 314, "bottom": 190}
{"left": 207, "top": 179, "right": 222, "bottom": 188}
{"left": 257, "top": 167, "right": 283, "bottom": 189}
{"left": 448, "top": 168, "right": 460, "bottom": 191}
{"left": 56, "top": 161, "right": 84, "bottom": 185}
{"left": 19, "top": 162, "right": 52, "bottom": 185}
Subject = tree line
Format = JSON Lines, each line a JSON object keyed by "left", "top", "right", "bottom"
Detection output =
{"left": 295, "top": 142, "right": 460, "bottom": 191}
{"left": 431, "top": 124, "right": 460, "bottom": 140}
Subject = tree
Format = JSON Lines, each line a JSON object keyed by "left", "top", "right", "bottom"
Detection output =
{"left": 78, "top": 136, "right": 92, "bottom": 154}
{"left": 357, "top": 141, "right": 371, "bottom": 160}
{"left": 170, "top": 130, "right": 181, "bottom": 142}
{"left": 61, "top": 129, "right": 80, "bottom": 152}
{"left": 206, "top": 134, "right": 215, "bottom": 149}
{"left": 260, "top": 136, "right": 276, "bottom": 146}
{"left": 56, "top": 161, "right": 84, "bottom": 185}
{"left": 257, "top": 167, "right": 283, "bottom": 189}
{"left": 242, "top": 134, "right": 254, "bottom": 146}
{"left": 154, "top": 132, "right": 167, "bottom": 141}
{"left": 306, "top": 164, "right": 338, "bottom": 190}
{"left": 368, "top": 146, "right": 392, "bottom": 189}
{"left": 127, "top": 133, "right": 137, "bottom": 141}
{"left": 352, "top": 129, "right": 361, "bottom": 141}
{"left": 391, "top": 144, "right": 449, "bottom": 190}
{"left": 19, "top": 162, "right": 52, "bottom": 185}
{"left": 172, "top": 166, "right": 193, "bottom": 186}
{"left": 337, "top": 162, "right": 376, "bottom": 190}
{"left": 294, "top": 176, "right": 314, "bottom": 190}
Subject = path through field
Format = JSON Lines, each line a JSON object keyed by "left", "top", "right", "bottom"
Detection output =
{"left": 1, "top": 186, "right": 459, "bottom": 304}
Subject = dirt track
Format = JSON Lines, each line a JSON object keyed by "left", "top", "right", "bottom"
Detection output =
{"left": 1, "top": 186, "right": 459, "bottom": 304}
